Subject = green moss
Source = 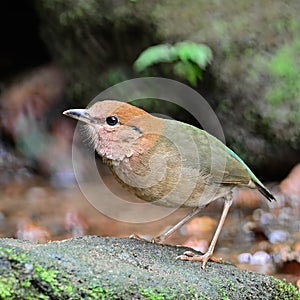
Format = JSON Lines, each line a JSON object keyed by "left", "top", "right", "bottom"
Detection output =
{"left": 34, "top": 265, "right": 59, "bottom": 286}
{"left": 0, "top": 246, "right": 131, "bottom": 299}
{"left": 0, "top": 247, "right": 49, "bottom": 299}
{"left": 139, "top": 286, "right": 199, "bottom": 300}
{"left": 0, "top": 275, "right": 50, "bottom": 300}
{"left": 78, "top": 285, "right": 116, "bottom": 299}
{"left": 0, "top": 278, "right": 16, "bottom": 300}
{"left": 140, "top": 288, "right": 165, "bottom": 300}
{"left": 272, "top": 278, "right": 300, "bottom": 300}
{"left": 0, "top": 245, "right": 122, "bottom": 299}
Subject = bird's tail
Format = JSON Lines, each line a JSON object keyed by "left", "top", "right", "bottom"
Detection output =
{"left": 251, "top": 179, "right": 276, "bottom": 202}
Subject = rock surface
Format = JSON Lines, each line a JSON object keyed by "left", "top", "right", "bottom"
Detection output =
{"left": 0, "top": 236, "right": 299, "bottom": 299}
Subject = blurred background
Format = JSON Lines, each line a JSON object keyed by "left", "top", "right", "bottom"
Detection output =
{"left": 0, "top": 0, "right": 299, "bottom": 287}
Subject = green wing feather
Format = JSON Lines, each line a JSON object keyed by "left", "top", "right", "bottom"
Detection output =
{"left": 170, "top": 120, "right": 275, "bottom": 201}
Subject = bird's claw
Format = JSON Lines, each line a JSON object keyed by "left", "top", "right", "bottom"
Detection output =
{"left": 129, "top": 234, "right": 149, "bottom": 242}
{"left": 177, "top": 251, "right": 223, "bottom": 269}
{"left": 151, "top": 236, "right": 163, "bottom": 244}
{"left": 129, "top": 234, "right": 165, "bottom": 244}
{"left": 129, "top": 234, "right": 165, "bottom": 245}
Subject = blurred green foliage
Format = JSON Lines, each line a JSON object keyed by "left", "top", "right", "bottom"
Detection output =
{"left": 266, "top": 38, "right": 300, "bottom": 106}
{"left": 35, "top": 0, "right": 300, "bottom": 175}
{"left": 248, "top": 16, "right": 300, "bottom": 149}
{"left": 134, "top": 42, "right": 212, "bottom": 86}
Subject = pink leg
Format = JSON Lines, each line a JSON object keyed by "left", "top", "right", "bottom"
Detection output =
{"left": 129, "top": 207, "right": 203, "bottom": 243}
{"left": 152, "top": 207, "right": 204, "bottom": 243}
{"left": 178, "top": 196, "right": 233, "bottom": 269}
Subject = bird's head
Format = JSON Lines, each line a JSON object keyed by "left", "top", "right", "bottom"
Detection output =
{"left": 63, "top": 100, "right": 162, "bottom": 161}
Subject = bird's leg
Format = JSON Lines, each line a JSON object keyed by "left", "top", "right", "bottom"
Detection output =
{"left": 129, "top": 207, "right": 203, "bottom": 243}
{"left": 178, "top": 196, "right": 233, "bottom": 269}
{"left": 152, "top": 206, "right": 204, "bottom": 244}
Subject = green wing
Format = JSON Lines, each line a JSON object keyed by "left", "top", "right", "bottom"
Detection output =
{"left": 161, "top": 119, "right": 275, "bottom": 201}
{"left": 187, "top": 122, "right": 275, "bottom": 200}
{"left": 164, "top": 120, "right": 251, "bottom": 185}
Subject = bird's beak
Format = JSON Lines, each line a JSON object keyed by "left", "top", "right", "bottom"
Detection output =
{"left": 63, "top": 109, "right": 98, "bottom": 125}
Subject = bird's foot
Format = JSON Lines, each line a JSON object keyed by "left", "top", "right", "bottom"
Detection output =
{"left": 129, "top": 234, "right": 165, "bottom": 244}
{"left": 150, "top": 236, "right": 164, "bottom": 244}
{"left": 177, "top": 250, "right": 223, "bottom": 269}
{"left": 129, "top": 234, "right": 150, "bottom": 242}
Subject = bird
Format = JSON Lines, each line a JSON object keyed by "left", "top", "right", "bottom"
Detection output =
{"left": 63, "top": 100, "right": 276, "bottom": 269}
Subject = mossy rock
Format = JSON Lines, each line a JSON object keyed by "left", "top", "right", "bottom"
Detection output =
{"left": 0, "top": 236, "right": 299, "bottom": 299}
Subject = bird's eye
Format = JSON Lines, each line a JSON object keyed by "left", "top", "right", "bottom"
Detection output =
{"left": 105, "top": 115, "right": 119, "bottom": 126}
